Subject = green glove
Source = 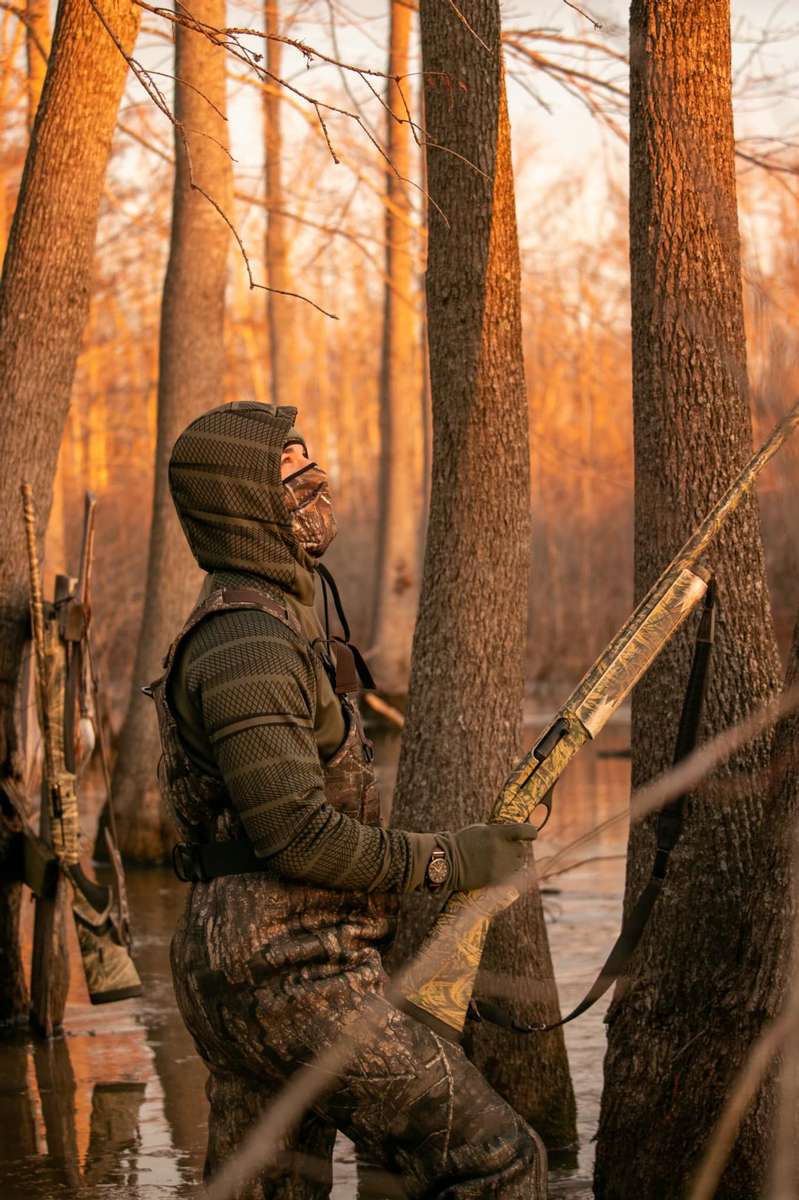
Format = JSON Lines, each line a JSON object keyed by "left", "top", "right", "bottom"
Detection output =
{"left": 435, "top": 823, "right": 538, "bottom": 892}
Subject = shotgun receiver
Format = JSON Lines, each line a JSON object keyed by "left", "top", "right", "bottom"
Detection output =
{"left": 401, "top": 399, "right": 799, "bottom": 1040}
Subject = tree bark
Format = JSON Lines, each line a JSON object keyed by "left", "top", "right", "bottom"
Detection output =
{"left": 110, "top": 0, "right": 232, "bottom": 863}
{"left": 387, "top": 0, "right": 576, "bottom": 1150}
{"left": 263, "top": 0, "right": 296, "bottom": 407}
{"left": 595, "top": 3, "right": 783, "bottom": 1196}
{"left": 369, "top": 0, "right": 423, "bottom": 701}
{"left": 0, "top": 0, "right": 139, "bottom": 1030}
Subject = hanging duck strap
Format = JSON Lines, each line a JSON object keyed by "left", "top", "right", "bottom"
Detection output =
{"left": 468, "top": 579, "right": 717, "bottom": 1035}
{"left": 316, "top": 562, "right": 375, "bottom": 695}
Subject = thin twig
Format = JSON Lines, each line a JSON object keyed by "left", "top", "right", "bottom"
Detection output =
{"left": 563, "top": 0, "right": 602, "bottom": 30}
{"left": 444, "top": 0, "right": 491, "bottom": 53}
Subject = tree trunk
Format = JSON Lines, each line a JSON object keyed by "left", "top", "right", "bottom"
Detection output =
{"left": 264, "top": 0, "right": 296, "bottom": 407}
{"left": 595, "top": 3, "right": 783, "bottom": 1196}
{"left": 387, "top": 0, "right": 576, "bottom": 1150}
{"left": 110, "top": 0, "right": 232, "bottom": 863}
{"left": 0, "top": 0, "right": 139, "bottom": 1030}
{"left": 369, "top": 0, "right": 422, "bottom": 701}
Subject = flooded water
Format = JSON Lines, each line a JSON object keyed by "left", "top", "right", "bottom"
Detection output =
{"left": 0, "top": 712, "right": 631, "bottom": 1199}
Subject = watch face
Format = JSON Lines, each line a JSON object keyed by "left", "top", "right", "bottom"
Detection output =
{"left": 428, "top": 856, "right": 450, "bottom": 886}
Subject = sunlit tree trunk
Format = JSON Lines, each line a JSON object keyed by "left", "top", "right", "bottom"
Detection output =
{"left": 264, "top": 0, "right": 296, "bottom": 407}
{"left": 369, "top": 0, "right": 422, "bottom": 700}
{"left": 25, "top": 0, "right": 67, "bottom": 584}
{"left": 0, "top": 0, "right": 139, "bottom": 1031}
{"left": 110, "top": 0, "right": 232, "bottom": 863}
{"left": 595, "top": 3, "right": 783, "bottom": 1196}
{"left": 387, "top": 0, "right": 576, "bottom": 1150}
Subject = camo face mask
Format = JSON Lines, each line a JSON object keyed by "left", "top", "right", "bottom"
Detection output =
{"left": 282, "top": 463, "right": 338, "bottom": 558}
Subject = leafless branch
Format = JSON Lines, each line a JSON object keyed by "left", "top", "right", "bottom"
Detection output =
{"left": 443, "top": 0, "right": 491, "bottom": 54}
{"left": 562, "top": 0, "right": 602, "bottom": 31}
{"left": 144, "top": 67, "right": 229, "bottom": 124}
{"left": 182, "top": 130, "right": 338, "bottom": 319}
{"left": 132, "top": 0, "right": 392, "bottom": 82}
{"left": 88, "top": 0, "right": 338, "bottom": 318}
{"left": 536, "top": 851, "right": 626, "bottom": 879}
{"left": 324, "top": 0, "right": 380, "bottom": 143}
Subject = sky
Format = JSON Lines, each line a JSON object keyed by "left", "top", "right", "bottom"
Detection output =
{"left": 124, "top": 0, "right": 799, "bottom": 307}
{"left": 228, "top": 0, "right": 799, "bottom": 238}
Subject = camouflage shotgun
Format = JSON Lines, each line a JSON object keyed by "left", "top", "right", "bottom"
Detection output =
{"left": 22, "top": 484, "right": 141, "bottom": 1011}
{"left": 401, "top": 399, "right": 799, "bottom": 1041}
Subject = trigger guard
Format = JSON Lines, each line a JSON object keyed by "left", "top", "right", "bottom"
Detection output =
{"left": 533, "top": 786, "right": 555, "bottom": 832}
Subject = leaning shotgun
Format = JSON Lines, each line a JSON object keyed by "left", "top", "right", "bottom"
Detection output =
{"left": 22, "top": 484, "right": 142, "bottom": 1009}
{"left": 401, "top": 399, "right": 799, "bottom": 1041}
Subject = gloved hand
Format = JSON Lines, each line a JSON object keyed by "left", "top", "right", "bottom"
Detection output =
{"left": 434, "top": 822, "right": 538, "bottom": 892}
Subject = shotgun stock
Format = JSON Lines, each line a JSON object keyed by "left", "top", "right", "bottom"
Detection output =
{"left": 401, "top": 399, "right": 799, "bottom": 1040}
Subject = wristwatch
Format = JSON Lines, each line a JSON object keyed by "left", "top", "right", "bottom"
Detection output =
{"left": 426, "top": 847, "right": 451, "bottom": 890}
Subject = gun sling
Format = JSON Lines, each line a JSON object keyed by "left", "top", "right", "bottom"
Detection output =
{"left": 468, "top": 580, "right": 717, "bottom": 1035}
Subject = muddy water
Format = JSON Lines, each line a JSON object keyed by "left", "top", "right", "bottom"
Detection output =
{"left": 0, "top": 714, "right": 631, "bottom": 1199}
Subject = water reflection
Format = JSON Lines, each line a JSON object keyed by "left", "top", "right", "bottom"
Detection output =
{"left": 0, "top": 714, "right": 630, "bottom": 1200}
{"left": 0, "top": 866, "right": 205, "bottom": 1197}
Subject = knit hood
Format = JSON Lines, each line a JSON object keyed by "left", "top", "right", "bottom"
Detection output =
{"left": 168, "top": 402, "right": 316, "bottom": 600}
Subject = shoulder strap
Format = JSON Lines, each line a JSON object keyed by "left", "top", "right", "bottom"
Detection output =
{"left": 150, "top": 586, "right": 304, "bottom": 692}
{"left": 214, "top": 587, "right": 303, "bottom": 638}
{"left": 315, "top": 564, "right": 376, "bottom": 695}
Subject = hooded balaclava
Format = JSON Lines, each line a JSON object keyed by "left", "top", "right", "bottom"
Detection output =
{"left": 168, "top": 402, "right": 318, "bottom": 594}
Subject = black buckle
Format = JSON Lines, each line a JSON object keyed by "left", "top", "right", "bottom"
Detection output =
{"left": 172, "top": 842, "right": 206, "bottom": 883}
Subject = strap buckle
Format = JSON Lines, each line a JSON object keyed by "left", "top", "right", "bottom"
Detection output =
{"left": 172, "top": 842, "right": 207, "bottom": 883}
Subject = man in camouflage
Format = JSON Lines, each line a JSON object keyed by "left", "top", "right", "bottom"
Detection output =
{"left": 153, "top": 401, "right": 546, "bottom": 1197}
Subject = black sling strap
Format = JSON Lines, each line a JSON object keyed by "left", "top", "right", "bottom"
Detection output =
{"left": 468, "top": 579, "right": 717, "bottom": 1035}
{"left": 315, "top": 562, "right": 376, "bottom": 695}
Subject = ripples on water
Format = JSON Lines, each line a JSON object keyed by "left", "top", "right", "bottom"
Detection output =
{"left": 0, "top": 716, "right": 631, "bottom": 1199}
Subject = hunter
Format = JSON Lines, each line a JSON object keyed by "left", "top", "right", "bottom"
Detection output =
{"left": 151, "top": 401, "right": 546, "bottom": 1198}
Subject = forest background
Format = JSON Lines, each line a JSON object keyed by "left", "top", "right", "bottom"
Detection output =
{"left": 2, "top": 1, "right": 799, "bottom": 1196}
{"left": 3, "top": 0, "right": 798, "bottom": 734}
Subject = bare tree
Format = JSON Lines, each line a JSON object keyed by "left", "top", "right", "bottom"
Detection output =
{"left": 595, "top": 2, "right": 785, "bottom": 1196}
{"left": 387, "top": 0, "right": 576, "bottom": 1150}
{"left": 263, "top": 0, "right": 297, "bottom": 407}
{"left": 109, "top": 0, "right": 232, "bottom": 862}
{"left": 24, "top": 0, "right": 69, "bottom": 582}
{"left": 369, "top": 0, "right": 423, "bottom": 701}
{"left": 0, "top": 0, "right": 139, "bottom": 1030}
